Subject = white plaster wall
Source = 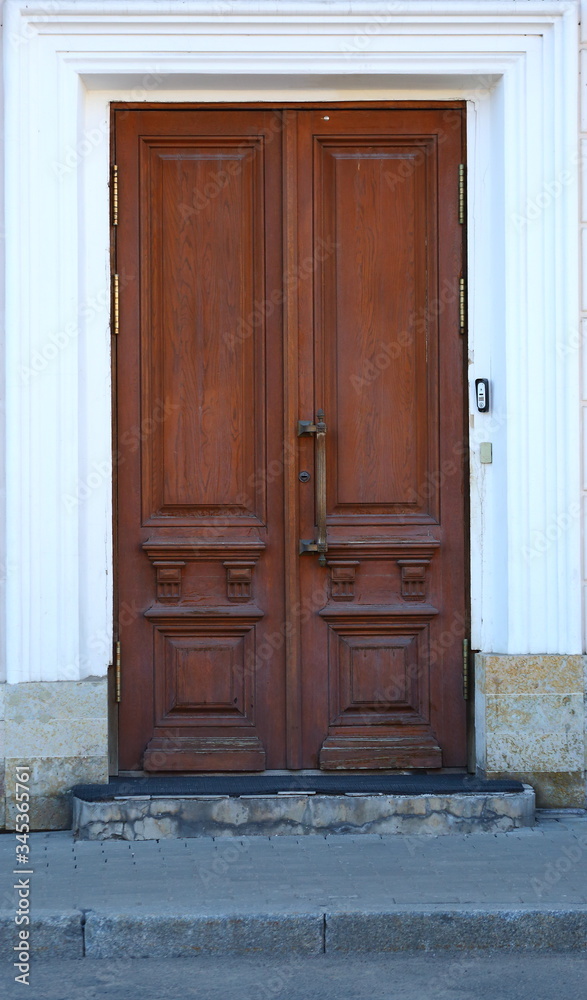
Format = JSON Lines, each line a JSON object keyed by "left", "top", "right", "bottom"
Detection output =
{"left": 0, "top": 1, "right": 583, "bottom": 690}
{"left": 0, "top": 3, "right": 6, "bottom": 685}
{"left": 580, "top": 0, "right": 587, "bottom": 653}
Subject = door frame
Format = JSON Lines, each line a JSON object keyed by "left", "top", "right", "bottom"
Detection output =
{"left": 3, "top": 4, "right": 580, "bottom": 779}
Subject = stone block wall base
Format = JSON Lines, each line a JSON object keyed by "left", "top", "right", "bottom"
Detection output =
{"left": 475, "top": 654, "right": 587, "bottom": 808}
{"left": 1, "top": 679, "right": 109, "bottom": 830}
{"left": 73, "top": 787, "right": 535, "bottom": 840}
{"left": 482, "top": 771, "right": 585, "bottom": 809}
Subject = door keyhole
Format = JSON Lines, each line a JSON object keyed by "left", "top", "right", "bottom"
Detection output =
{"left": 299, "top": 470, "right": 311, "bottom": 483}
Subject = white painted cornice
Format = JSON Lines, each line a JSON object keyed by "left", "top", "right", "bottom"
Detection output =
{"left": 5, "top": 0, "right": 579, "bottom": 32}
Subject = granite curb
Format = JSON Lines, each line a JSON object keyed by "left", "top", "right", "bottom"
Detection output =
{"left": 83, "top": 912, "right": 325, "bottom": 957}
{"left": 325, "top": 907, "right": 587, "bottom": 952}
{"left": 0, "top": 912, "right": 83, "bottom": 959}
{"left": 1, "top": 907, "right": 585, "bottom": 958}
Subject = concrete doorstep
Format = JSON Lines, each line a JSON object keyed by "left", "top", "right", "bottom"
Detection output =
{"left": 72, "top": 787, "right": 536, "bottom": 840}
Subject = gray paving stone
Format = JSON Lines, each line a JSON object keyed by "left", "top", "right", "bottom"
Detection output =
{"left": 1, "top": 817, "right": 586, "bottom": 956}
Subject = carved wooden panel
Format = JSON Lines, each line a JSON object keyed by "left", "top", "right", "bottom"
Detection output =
{"left": 154, "top": 561, "right": 185, "bottom": 602}
{"left": 397, "top": 559, "right": 429, "bottom": 602}
{"left": 328, "top": 560, "right": 359, "bottom": 601}
{"left": 319, "top": 608, "right": 437, "bottom": 724}
{"left": 315, "top": 137, "right": 439, "bottom": 525}
{"left": 224, "top": 561, "right": 255, "bottom": 601}
{"left": 318, "top": 609, "right": 441, "bottom": 769}
{"left": 143, "top": 608, "right": 266, "bottom": 771}
{"left": 140, "top": 137, "right": 267, "bottom": 526}
{"left": 149, "top": 615, "right": 258, "bottom": 725}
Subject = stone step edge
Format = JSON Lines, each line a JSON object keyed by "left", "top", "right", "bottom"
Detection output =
{"left": 73, "top": 787, "right": 536, "bottom": 839}
{"left": 2, "top": 907, "right": 585, "bottom": 958}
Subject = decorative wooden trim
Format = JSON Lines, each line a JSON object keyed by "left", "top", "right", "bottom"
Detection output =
{"left": 325, "top": 539, "right": 440, "bottom": 561}
{"left": 283, "top": 107, "right": 303, "bottom": 769}
{"left": 144, "top": 606, "right": 264, "bottom": 624}
{"left": 327, "top": 560, "right": 359, "bottom": 601}
{"left": 319, "top": 605, "right": 438, "bottom": 626}
{"left": 223, "top": 560, "right": 255, "bottom": 601}
{"left": 143, "top": 539, "right": 265, "bottom": 562}
{"left": 319, "top": 734, "right": 442, "bottom": 770}
{"left": 397, "top": 558, "right": 430, "bottom": 602}
{"left": 153, "top": 560, "right": 185, "bottom": 602}
{"left": 144, "top": 735, "right": 266, "bottom": 772}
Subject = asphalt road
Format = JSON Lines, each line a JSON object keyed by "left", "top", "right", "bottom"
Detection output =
{"left": 1, "top": 954, "right": 586, "bottom": 1000}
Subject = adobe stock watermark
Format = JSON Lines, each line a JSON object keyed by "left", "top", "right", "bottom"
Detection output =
{"left": 53, "top": 72, "right": 167, "bottom": 178}
{"left": 223, "top": 236, "right": 339, "bottom": 351}
{"left": 20, "top": 268, "right": 135, "bottom": 385}
{"left": 531, "top": 831, "right": 587, "bottom": 898}
{"left": 13, "top": 765, "right": 33, "bottom": 987}
{"left": 521, "top": 502, "right": 581, "bottom": 563}
{"left": 349, "top": 276, "right": 460, "bottom": 393}
{"left": 178, "top": 110, "right": 293, "bottom": 221}
{"left": 511, "top": 146, "right": 586, "bottom": 231}
{"left": 62, "top": 396, "right": 179, "bottom": 511}
{"left": 7, "top": 0, "right": 62, "bottom": 52}
{"left": 340, "top": 2, "right": 409, "bottom": 58}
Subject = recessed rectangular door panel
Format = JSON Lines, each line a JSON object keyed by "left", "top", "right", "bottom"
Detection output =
{"left": 141, "top": 138, "right": 266, "bottom": 524}
{"left": 317, "top": 138, "right": 437, "bottom": 520}
{"left": 296, "top": 109, "right": 467, "bottom": 769}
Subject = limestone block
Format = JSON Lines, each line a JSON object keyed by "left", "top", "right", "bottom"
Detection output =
{"left": 5, "top": 678, "right": 108, "bottom": 722}
{"left": 475, "top": 654, "right": 587, "bottom": 807}
{"left": 486, "top": 771, "right": 586, "bottom": 809}
{"left": 485, "top": 694, "right": 583, "bottom": 734}
{"left": 486, "top": 732, "right": 584, "bottom": 773}
{"left": 479, "top": 655, "right": 584, "bottom": 696}
{"left": 4, "top": 755, "right": 109, "bottom": 831}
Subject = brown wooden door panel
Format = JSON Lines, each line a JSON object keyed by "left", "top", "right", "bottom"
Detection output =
{"left": 114, "top": 104, "right": 467, "bottom": 774}
{"left": 116, "top": 109, "right": 286, "bottom": 770}
{"left": 296, "top": 108, "right": 466, "bottom": 769}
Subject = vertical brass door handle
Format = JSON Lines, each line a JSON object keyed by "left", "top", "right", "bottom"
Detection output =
{"left": 298, "top": 410, "right": 328, "bottom": 565}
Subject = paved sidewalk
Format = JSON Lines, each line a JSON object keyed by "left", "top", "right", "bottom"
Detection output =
{"left": 0, "top": 814, "right": 586, "bottom": 957}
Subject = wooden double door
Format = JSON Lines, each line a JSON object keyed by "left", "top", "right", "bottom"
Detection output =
{"left": 114, "top": 104, "right": 467, "bottom": 772}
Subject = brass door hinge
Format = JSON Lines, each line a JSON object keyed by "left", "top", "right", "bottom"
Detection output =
{"left": 115, "top": 641, "right": 122, "bottom": 703}
{"left": 462, "top": 638, "right": 469, "bottom": 701}
{"left": 459, "top": 277, "right": 466, "bottom": 334}
{"left": 111, "top": 164, "right": 119, "bottom": 226}
{"left": 113, "top": 274, "right": 120, "bottom": 335}
{"left": 458, "top": 163, "right": 466, "bottom": 224}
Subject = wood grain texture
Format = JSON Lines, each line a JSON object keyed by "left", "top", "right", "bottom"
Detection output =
{"left": 116, "top": 109, "right": 285, "bottom": 770}
{"left": 142, "top": 138, "right": 265, "bottom": 522}
{"left": 297, "top": 108, "right": 467, "bottom": 769}
{"left": 114, "top": 105, "right": 467, "bottom": 773}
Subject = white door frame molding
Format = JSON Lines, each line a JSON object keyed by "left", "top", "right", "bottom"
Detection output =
{"left": 3, "top": 0, "right": 580, "bottom": 683}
